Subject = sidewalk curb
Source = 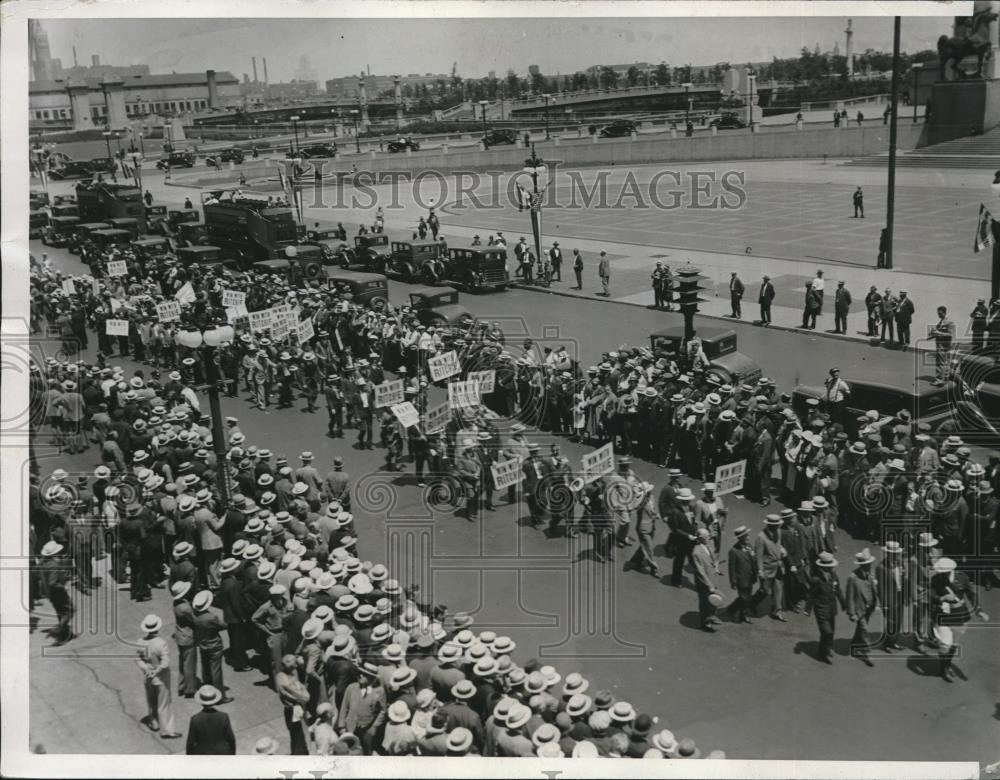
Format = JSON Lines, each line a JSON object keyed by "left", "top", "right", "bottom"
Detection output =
{"left": 507, "top": 281, "right": 936, "bottom": 355}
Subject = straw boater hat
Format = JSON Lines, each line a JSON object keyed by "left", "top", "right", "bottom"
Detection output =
{"left": 853, "top": 549, "right": 875, "bottom": 566}
{"left": 816, "top": 552, "right": 838, "bottom": 568}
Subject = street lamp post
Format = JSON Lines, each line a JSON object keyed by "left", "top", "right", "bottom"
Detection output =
{"left": 138, "top": 132, "right": 145, "bottom": 158}
{"left": 130, "top": 150, "right": 143, "bottom": 191}
{"left": 747, "top": 68, "right": 757, "bottom": 129}
{"left": 350, "top": 109, "right": 360, "bottom": 153}
{"left": 542, "top": 93, "right": 551, "bottom": 140}
{"left": 175, "top": 324, "right": 236, "bottom": 505}
{"left": 682, "top": 82, "right": 693, "bottom": 134}
{"left": 911, "top": 62, "right": 923, "bottom": 123}
{"left": 290, "top": 115, "right": 300, "bottom": 156}
{"left": 479, "top": 100, "right": 489, "bottom": 143}
{"left": 522, "top": 144, "right": 547, "bottom": 274}
{"left": 102, "top": 130, "right": 117, "bottom": 181}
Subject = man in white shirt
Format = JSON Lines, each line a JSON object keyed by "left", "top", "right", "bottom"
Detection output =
{"left": 812, "top": 270, "right": 826, "bottom": 314}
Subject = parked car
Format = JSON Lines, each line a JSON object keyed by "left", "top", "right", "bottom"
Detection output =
{"left": 176, "top": 221, "right": 210, "bottom": 247}
{"left": 387, "top": 138, "right": 420, "bottom": 153}
{"left": 710, "top": 112, "right": 747, "bottom": 130}
{"left": 599, "top": 120, "right": 637, "bottom": 138}
{"left": 649, "top": 324, "right": 762, "bottom": 387}
{"left": 130, "top": 237, "right": 173, "bottom": 262}
{"left": 87, "top": 157, "right": 117, "bottom": 174}
{"left": 219, "top": 148, "right": 246, "bottom": 163}
{"left": 408, "top": 286, "right": 473, "bottom": 329}
{"left": 104, "top": 217, "right": 142, "bottom": 240}
{"left": 68, "top": 222, "right": 117, "bottom": 254}
{"left": 387, "top": 239, "right": 442, "bottom": 281}
{"left": 295, "top": 143, "right": 338, "bottom": 159}
{"left": 49, "top": 161, "right": 97, "bottom": 180}
{"left": 51, "top": 203, "right": 79, "bottom": 219}
{"left": 156, "top": 151, "right": 196, "bottom": 170}
{"left": 29, "top": 210, "right": 49, "bottom": 239}
{"left": 482, "top": 129, "right": 518, "bottom": 149}
{"left": 442, "top": 246, "right": 509, "bottom": 292}
{"left": 178, "top": 246, "right": 226, "bottom": 270}
{"left": 42, "top": 216, "right": 79, "bottom": 247}
{"left": 343, "top": 233, "right": 392, "bottom": 270}
{"left": 324, "top": 270, "right": 389, "bottom": 309}
{"left": 89, "top": 228, "right": 133, "bottom": 251}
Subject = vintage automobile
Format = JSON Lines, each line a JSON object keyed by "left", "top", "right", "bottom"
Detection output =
{"left": 387, "top": 137, "right": 420, "bottom": 153}
{"left": 792, "top": 377, "right": 957, "bottom": 439}
{"left": 89, "top": 228, "right": 133, "bottom": 251}
{"left": 87, "top": 157, "right": 117, "bottom": 174}
{"left": 218, "top": 148, "right": 246, "bottom": 164}
{"left": 50, "top": 203, "right": 80, "bottom": 219}
{"left": 156, "top": 151, "right": 196, "bottom": 170}
{"left": 49, "top": 161, "right": 98, "bottom": 180}
{"left": 408, "top": 286, "right": 473, "bottom": 329}
{"left": 29, "top": 210, "right": 49, "bottom": 239}
{"left": 69, "top": 222, "right": 118, "bottom": 254}
{"left": 177, "top": 245, "right": 227, "bottom": 270}
{"left": 30, "top": 189, "right": 50, "bottom": 210}
{"left": 387, "top": 239, "right": 442, "bottom": 281}
{"left": 441, "top": 246, "right": 509, "bottom": 292}
{"left": 482, "top": 129, "right": 518, "bottom": 149}
{"left": 130, "top": 237, "right": 173, "bottom": 262}
{"left": 324, "top": 269, "right": 389, "bottom": 309}
{"left": 710, "top": 112, "right": 748, "bottom": 130}
{"left": 304, "top": 228, "right": 347, "bottom": 263}
{"left": 649, "top": 324, "right": 763, "bottom": 387}
{"left": 599, "top": 119, "right": 637, "bottom": 138}
{"left": 252, "top": 245, "right": 326, "bottom": 282}
{"left": 294, "top": 143, "right": 338, "bottom": 159}
{"left": 42, "top": 215, "right": 79, "bottom": 247}
{"left": 104, "top": 217, "right": 142, "bottom": 240}
{"left": 342, "top": 233, "right": 392, "bottom": 270}
{"left": 176, "top": 221, "right": 210, "bottom": 247}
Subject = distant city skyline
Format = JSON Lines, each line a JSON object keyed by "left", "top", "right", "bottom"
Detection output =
{"left": 39, "top": 17, "right": 946, "bottom": 84}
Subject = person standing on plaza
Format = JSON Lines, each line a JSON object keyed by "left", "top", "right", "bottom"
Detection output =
{"left": 572, "top": 250, "right": 584, "bottom": 290}
{"left": 895, "top": 290, "right": 915, "bottom": 349}
{"left": 929, "top": 305, "right": 955, "bottom": 386}
{"left": 865, "top": 286, "right": 882, "bottom": 337}
{"left": 651, "top": 262, "right": 666, "bottom": 308}
{"left": 878, "top": 287, "right": 898, "bottom": 344}
{"left": 185, "top": 685, "right": 236, "bottom": 755}
{"left": 191, "top": 590, "right": 233, "bottom": 702}
{"left": 833, "top": 281, "right": 852, "bottom": 334}
{"left": 728, "top": 272, "right": 744, "bottom": 319}
{"left": 597, "top": 251, "right": 610, "bottom": 297}
{"left": 727, "top": 525, "right": 757, "bottom": 624}
{"left": 548, "top": 242, "right": 562, "bottom": 282}
{"left": 812, "top": 270, "right": 826, "bottom": 313}
{"left": 970, "top": 297, "right": 989, "bottom": 352}
{"left": 275, "top": 654, "right": 311, "bottom": 755}
{"left": 853, "top": 187, "right": 864, "bottom": 218}
{"left": 758, "top": 275, "right": 775, "bottom": 325}
{"left": 845, "top": 549, "right": 879, "bottom": 666}
{"left": 692, "top": 527, "right": 722, "bottom": 631}
{"left": 170, "top": 580, "right": 199, "bottom": 697}
{"left": 823, "top": 368, "right": 850, "bottom": 425}
{"left": 809, "top": 552, "right": 846, "bottom": 663}
{"left": 135, "top": 614, "right": 182, "bottom": 738}
{"left": 801, "top": 281, "right": 820, "bottom": 330}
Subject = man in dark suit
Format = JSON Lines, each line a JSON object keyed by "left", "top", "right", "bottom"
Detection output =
{"left": 727, "top": 525, "right": 758, "bottom": 623}
{"left": 185, "top": 685, "right": 236, "bottom": 754}
{"left": 729, "top": 272, "right": 745, "bottom": 318}
{"left": 809, "top": 552, "right": 846, "bottom": 663}
{"left": 521, "top": 443, "right": 550, "bottom": 527}
{"left": 895, "top": 290, "right": 915, "bottom": 349}
{"left": 758, "top": 275, "right": 775, "bottom": 325}
{"left": 833, "top": 281, "right": 852, "bottom": 334}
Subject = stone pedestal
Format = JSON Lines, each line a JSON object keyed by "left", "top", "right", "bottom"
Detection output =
{"left": 67, "top": 82, "right": 92, "bottom": 131}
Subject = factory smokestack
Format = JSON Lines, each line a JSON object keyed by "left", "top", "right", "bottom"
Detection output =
{"left": 206, "top": 69, "right": 218, "bottom": 108}
{"left": 263, "top": 57, "right": 269, "bottom": 83}
{"left": 92, "top": 54, "right": 100, "bottom": 67}
{"left": 252, "top": 56, "right": 258, "bottom": 83}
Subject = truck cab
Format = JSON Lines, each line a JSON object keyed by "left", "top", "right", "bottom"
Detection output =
{"left": 649, "top": 324, "right": 762, "bottom": 386}
{"left": 324, "top": 270, "right": 389, "bottom": 309}
{"left": 388, "top": 239, "right": 442, "bottom": 281}
{"left": 131, "top": 237, "right": 173, "bottom": 262}
{"left": 29, "top": 210, "right": 49, "bottom": 239}
{"left": 90, "top": 228, "right": 134, "bottom": 252}
{"left": 408, "top": 286, "right": 473, "bottom": 329}
{"left": 177, "top": 245, "right": 226, "bottom": 269}
{"left": 43, "top": 215, "right": 79, "bottom": 247}
{"left": 104, "top": 217, "right": 142, "bottom": 240}
{"left": 69, "top": 222, "right": 118, "bottom": 254}
{"left": 444, "top": 247, "right": 509, "bottom": 292}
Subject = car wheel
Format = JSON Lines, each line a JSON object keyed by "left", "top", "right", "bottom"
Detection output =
{"left": 422, "top": 266, "right": 438, "bottom": 285}
{"left": 374, "top": 259, "right": 386, "bottom": 275}
{"left": 496, "top": 285, "right": 507, "bottom": 292}
{"left": 402, "top": 263, "right": 416, "bottom": 282}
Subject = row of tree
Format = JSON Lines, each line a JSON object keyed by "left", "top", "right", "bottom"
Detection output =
{"left": 384, "top": 46, "right": 938, "bottom": 112}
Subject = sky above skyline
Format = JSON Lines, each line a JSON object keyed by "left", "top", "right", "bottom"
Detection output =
{"left": 40, "top": 17, "right": 947, "bottom": 83}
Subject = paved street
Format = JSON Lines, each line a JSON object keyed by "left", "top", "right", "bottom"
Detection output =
{"left": 27, "top": 230, "right": 1000, "bottom": 761}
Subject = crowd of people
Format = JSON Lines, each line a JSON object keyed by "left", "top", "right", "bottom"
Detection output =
{"left": 26, "top": 203, "right": 996, "bottom": 756}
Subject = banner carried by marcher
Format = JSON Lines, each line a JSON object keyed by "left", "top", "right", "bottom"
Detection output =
{"left": 468, "top": 369, "right": 496, "bottom": 394}
{"left": 107, "top": 260, "right": 128, "bottom": 277}
{"left": 448, "top": 380, "right": 480, "bottom": 409}
{"left": 974, "top": 203, "right": 995, "bottom": 253}
{"left": 713, "top": 460, "right": 746, "bottom": 496}
{"left": 424, "top": 402, "right": 450, "bottom": 434}
{"left": 156, "top": 301, "right": 181, "bottom": 323}
{"left": 491, "top": 458, "right": 524, "bottom": 490}
{"left": 374, "top": 379, "right": 405, "bottom": 408}
{"left": 226, "top": 304, "right": 248, "bottom": 323}
{"left": 249, "top": 308, "right": 273, "bottom": 333}
{"left": 296, "top": 317, "right": 314, "bottom": 343}
{"left": 222, "top": 289, "right": 246, "bottom": 308}
{"left": 581, "top": 442, "right": 615, "bottom": 484}
{"left": 105, "top": 318, "right": 130, "bottom": 337}
{"left": 390, "top": 401, "right": 420, "bottom": 428}
{"left": 61, "top": 279, "right": 76, "bottom": 296}
{"left": 174, "top": 281, "right": 196, "bottom": 304}
{"left": 428, "top": 350, "right": 461, "bottom": 382}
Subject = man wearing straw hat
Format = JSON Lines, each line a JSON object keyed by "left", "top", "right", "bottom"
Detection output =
{"left": 135, "top": 614, "right": 181, "bottom": 738}
{"left": 727, "top": 525, "right": 757, "bottom": 624}
{"left": 692, "top": 527, "right": 723, "bottom": 631}
{"left": 875, "top": 541, "right": 908, "bottom": 651}
{"left": 909, "top": 532, "right": 939, "bottom": 646}
{"left": 185, "top": 685, "right": 236, "bottom": 754}
{"left": 626, "top": 482, "right": 660, "bottom": 577}
{"left": 808, "top": 552, "right": 846, "bottom": 663}
{"left": 845, "top": 548, "right": 879, "bottom": 666}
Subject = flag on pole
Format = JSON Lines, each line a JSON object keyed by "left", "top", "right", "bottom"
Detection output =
{"left": 514, "top": 182, "right": 531, "bottom": 212}
{"left": 974, "top": 203, "right": 994, "bottom": 253}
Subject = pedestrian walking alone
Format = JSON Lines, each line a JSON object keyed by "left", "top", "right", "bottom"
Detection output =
{"left": 136, "top": 614, "right": 182, "bottom": 738}
{"left": 597, "top": 251, "right": 610, "bottom": 296}
{"left": 758, "top": 275, "right": 775, "bottom": 325}
{"left": 572, "top": 250, "right": 584, "bottom": 290}
{"left": 853, "top": 187, "right": 864, "bottom": 218}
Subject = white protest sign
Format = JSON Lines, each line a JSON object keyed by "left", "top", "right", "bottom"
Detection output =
{"left": 105, "top": 318, "right": 130, "bottom": 337}
{"left": 297, "top": 317, "right": 314, "bottom": 343}
{"left": 428, "top": 350, "right": 461, "bottom": 382}
{"left": 249, "top": 309, "right": 273, "bottom": 333}
{"left": 174, "top": 281, "right": 196, "bottom": 304}
{"left": 226, "top": 304, "right": 249, "bottom": 323}
{"left": 581, "top": 442, "right": 615, "bottom": 485}
{"left": 424, "top": 402, "right": 450, "bottom": 434}
{"left": 107, "top": 260, "right": 128, "bottom": 277}
{"left": 491, "top": 458, "right": 524, "bottom": 490}
{"left": 713, "top": 460, "right": 747, "bottom": 496}
{"left": 468, "top": 369, "right": 496, "bottom": 394}
{"left": 272, "top": 316, "right": 291, "bottom": 341}
{"left": 61, "top": 279, "right": 76, "bottom": 296}
{"left": 87, "top": 275, "right": 100, "bottom": 296}
{"left": 156, "top": 301, "right": 181, "bottom": 323}
{"left": 390, "top": 401, "right": 420, "bottom": 428}
{"left": 374, "top": 379, "right": 405, "bottom": 408}
{"left": 109, "top": 297, "right": 123, "bottom": 312}
{"left": 448, "top": 380, "right": 481, "bottom": 409}
{"left": 222, "top": 289, "right": 246, "bottom": 308}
